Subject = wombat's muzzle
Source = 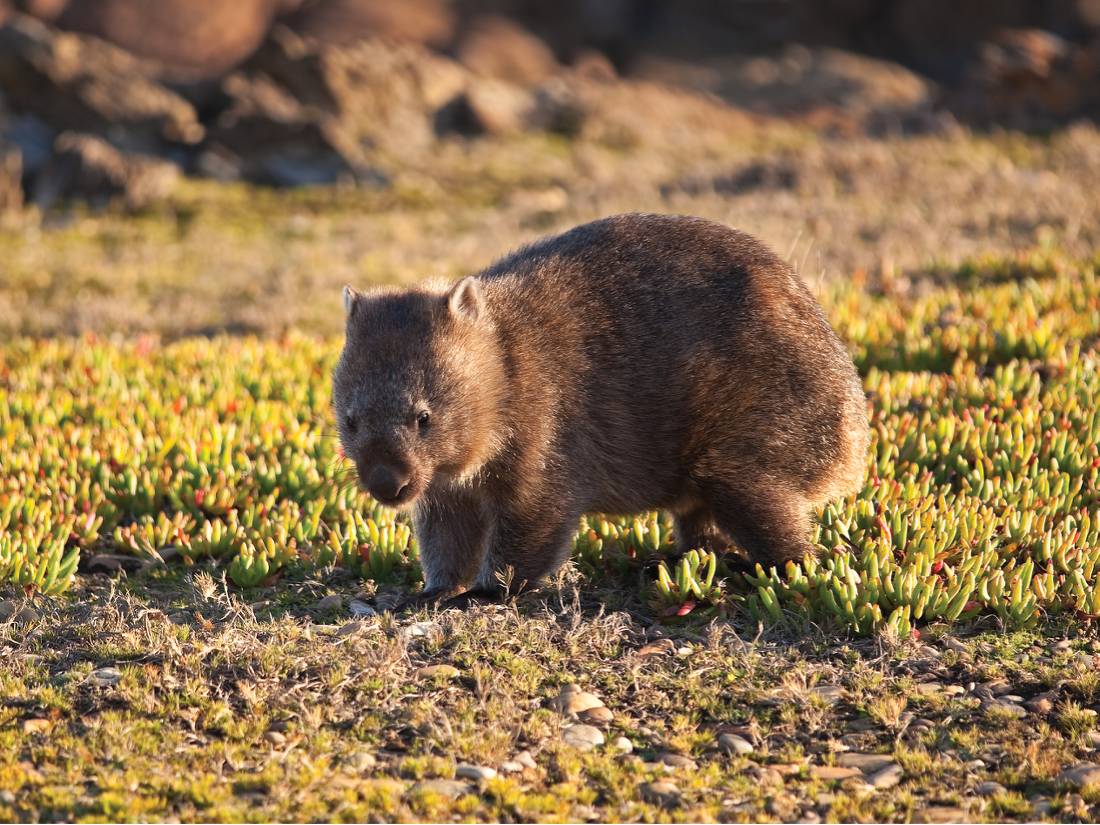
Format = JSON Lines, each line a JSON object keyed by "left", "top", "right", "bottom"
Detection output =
{"left": 364, "top": 463, "right": 412, "bottom": 505}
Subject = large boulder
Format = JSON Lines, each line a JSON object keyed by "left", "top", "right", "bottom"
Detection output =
{"left": 21, "top": 0, "right": 287, "bottom": 80}
{"left": 0, "top": 13, "right": 203, "bottom": 152}
{"left": 453, "top": 15, "right": 559, "bottom": 86}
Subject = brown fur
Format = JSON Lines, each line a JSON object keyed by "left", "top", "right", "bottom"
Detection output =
{"left": 332, "top": 213, "right": 870, "bottom": 604}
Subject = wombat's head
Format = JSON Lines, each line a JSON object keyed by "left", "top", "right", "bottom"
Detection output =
{"left": 332, "top": 277, "right": 504, "bottom": 508}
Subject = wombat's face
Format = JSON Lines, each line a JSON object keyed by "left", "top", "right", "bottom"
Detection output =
{"left": 332, "top": 278, "right": 498, "bottom": 508}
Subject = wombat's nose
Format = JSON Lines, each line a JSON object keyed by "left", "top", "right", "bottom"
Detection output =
{"left": 365, "top": 465, "right": 410, "bottom": 502}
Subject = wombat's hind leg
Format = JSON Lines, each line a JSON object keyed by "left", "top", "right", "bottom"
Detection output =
{"left": 674, "top": 507, "right": 730, "bottom": 555}
{"left": 705, "top": 483, "right": 816, "bottom": 573}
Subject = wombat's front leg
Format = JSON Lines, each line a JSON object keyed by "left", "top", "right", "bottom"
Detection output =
{"left": 475, "top": 509, "right": 581, "bottom": 595}
{"left": 399, "top": 492, "right": 490, "bottom": 610}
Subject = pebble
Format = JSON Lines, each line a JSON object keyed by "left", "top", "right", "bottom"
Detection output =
{"left": 335, "top": 621, "right": 368, "bottom": 637}
{"left": 21, "top": 719, "right": 50, "bottom": 734}
{"left": 455, "top": 764, "right": 496, "bottom": 782}
{"left": 1030, "top": 797, "right": 1053, "bottom": 816}
{"left": 0, "top": 790, "right": 13, "bottom": 804}
{"left": 87, "top": 666, "right": 122, "bottom": 687}
{"left": 551, "top": 685, "right": 604, "bottom": 715}
{"left": 346, "top": 751, "right": 376, "bottom": 770}
{"left": 1054, "top": 639, "right": 1074, "bottom": 651}
{"left": 1057, "top": 762, "right": 1100, "bottom": 789}
{"left": 611, "top": 736, "right": 633, "bottom": 753}
{"left": 1024, "top": 693, "right": 1055, "bottom": 714}
{"left": 811, "top": 766, "right": 862, "bottom": 781}
{"left": 983, "top": 679, "right": 1012, "bottom": 696}
{"left": 415, "top": 664, "right": 460, "bottom": 680}
{"left": 811, "top": 685, "right": 846, "bottom": 704}
{"left": 657, "top": 752, "right": 697, "bottom": 770}
{"left": 920, "top": 805, "right": 968, "bottom": 822}
{"left": 983, "top": 699, "right": 1026, "bottom": 718}
{"left": 401, "top": 621, "right": 439, "bottom": 639}
{"left": 514, "top": 750, "right": 537, "bottom": 770}
{"left": 975, "top": 780, "right": 1006, "bottom": 796}
{"left": 640, "top": 781, "right": 681, "bottom": 808}
{"left": 1085, "top": 731, "right": 1100, "bottom": 748}
{"left": 562, "top": 724, "right": 604, "bottom": 751}
{"left": 349, "top": 599, "right": 376, "bottom": 617}
{"left": 756, "top": 767, "right": 784, "bottom": 787}
{"left": 943, "top": 684, "right": 966, "bottom": 696}
{"left": 578, "top": 705, "right": 613, "bottom": 724}
{"left": 411, "top": 779, "right": 470, "bottom": 800}
{"left": 314, "top": 594, "right": 343, "bottom": 611}
{"left": 799, "top": 811, "right": 822, "bottom": 823}
{"left": 499, "top": 760, "right": 524, "bottom": 774}
{"left": 718, "top": 733, "right": 754, "bottom": 755}
{"left": 837, "top": 753, "right": 896, "bottom": 773}
{"left": 264, "top": 730, "right": 287, "bottom": 746}
{"left": 867, "top": 764, "right": 903, "bottom": 789}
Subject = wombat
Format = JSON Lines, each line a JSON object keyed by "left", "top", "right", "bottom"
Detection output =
{"left": 333, "top": 213, "right": 869, "bottom": 608}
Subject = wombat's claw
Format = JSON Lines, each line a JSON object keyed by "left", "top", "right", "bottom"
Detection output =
{"left": 440, "top": 587, "right": 503, "bottom": 610}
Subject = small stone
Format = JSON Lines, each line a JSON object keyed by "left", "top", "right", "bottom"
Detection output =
{"left": 941, "top": 637, "right": 968, "bottom": 653}
{"left": 920, "top": 805, "right": 968, "bottom": 822}
{"left": 914, "top": 681, "right": 943, "bottom": 696}
{"left": 1054, "top": 639, "right": 1074, "bottom": 651}
{"left": 22, "top": 719, "right": 50, "bottom": 734}
{"left": 551, "top": 686, "right": 604, "bottom": 715}
{"left": 1030, "top": 797, "right": 1053, "bottom": 816}
{"left": 757, "top": 767, "right": 784, "bottom": 787}
{"left": 811, "top": 685, "right": 846, "bottom": 704}
{"left": 799, "top": 811, "right": 822, "bottom": 823}
{"left": 611, "top": 736, "right": 633, "bottom": 753}
{"left": 983, "top": 699, "right": 1026, "bottom": 718}
{"left": 562, "top": 724, "right": 604, "bottom": 751}
{"left": 416, "top": 664, "right": 460, "bottom": 680}
{"left": 349, "top": 599, "right": 377, "bottom": 617}
{"left": 975, "top": 781, "right": 1005, "bottom": 796}
{"left": 1085, "top": 731, "right": 1100, "bottom": 748}
{"left": 847, "top": 717, "right": 879, "bottom": 732}
{"left": 1057, "top": 762, "right": 1100, "bottom": 789}
{"left": 401, "top": 621, "right": 439, "bottom": 639}
{"left": 811, "top": 766, "right": 863, "bottom": 781}
{"left": 264, "top": 730, "right": 286, "bottom": 746}
{"left": 314, "top": 594, "right": 343, "bottom": 611}
{"left": 867, "top": 764, "right": 904, "bottom": 789}
{"left": 455, "top": 764, "right": 496, "bottom": 782}
{"left": 640, "top": 780, "right": 681, "bottom": 807}
{"left": 338, "top": 621, "right": 373, "bottom": 637}
{"left": 514, "top": 750, "right": 537, "bottom": 770}
{"left": 411, "top": 779, "right": 470, "bottom": 800}
{"left": 983, "top": 679, "right": 1012, "bottom": 696}
{"left": 87, "top": 666, "right": 122, "bottom": 687}
{"left": 346, "top": 751, "right": 376, "bottom": 770}
{"left": 657, "top": 752, "right": 697, "bottom": 770}
{"left": 578, "top": 705, "right": 613, "bottom": 724}
{"left": 499, "top": 760, "right": 524, "bottom": 774}
{"left": 718, "top": 733, "right": 754, "bottom": 755}
{"left": 0, "top": 790, "right": 13, "bottom": 804}
{"left": 837, "top": 753, "right": 896, "bottom": 773}
{"left": 965, "top": 759, "right": 986, "bottom": 771}
{"left": 1025, "top": 693, "right": 1055, "bottom": 714}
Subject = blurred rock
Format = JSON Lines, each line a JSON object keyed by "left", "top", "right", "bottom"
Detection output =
{"left": 950, "top": 28, "right": 1100, "bottom": 126}
{"left": 33, "top": 0, "right": 285, "bottom": 80}
{"left": 436, "top": 78, "right": 532, "bottom": 136}
{"left": 0, "top": 13, "right": 203, "bottom": 151}
{"left": 455, "top": 15, "right": 559, "bottom": 86}
{"left": 0, "top": 144, "right": 21, "bottom": 213}
{"left": 284, "top": 0, "right": 455, "bottom": 48}
{"left": 30, "top": 131, "right": 178, "bottom": 209}
{"left": 634, "top": 46, "right": 938, "bottom": 134}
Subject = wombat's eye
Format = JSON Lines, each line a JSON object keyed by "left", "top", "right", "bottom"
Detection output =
{"left": 416, "top": 410, "right": 431, "bottom": 431}
{"left": 344, "top": 413, "right": 357, "bottom": 433}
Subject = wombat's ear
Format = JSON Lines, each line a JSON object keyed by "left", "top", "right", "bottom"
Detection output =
{"left": 447, "top": 276, "right": 484, "bottom": 323}
{"left": 343, "top": 285, "right": 361, "bottom": 318}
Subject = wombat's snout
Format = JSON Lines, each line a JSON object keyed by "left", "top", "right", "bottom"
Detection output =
{"left": 364, "top": 463, "right": 412, "bottom": 504}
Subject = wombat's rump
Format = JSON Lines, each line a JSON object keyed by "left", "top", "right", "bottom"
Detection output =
{"left": 333, "top": 213, "right": 869, "bottom": 605}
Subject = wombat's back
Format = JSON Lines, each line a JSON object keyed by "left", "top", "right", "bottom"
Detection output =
{"left": 477, "top": 213, "right": 868, "bottom": 514}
